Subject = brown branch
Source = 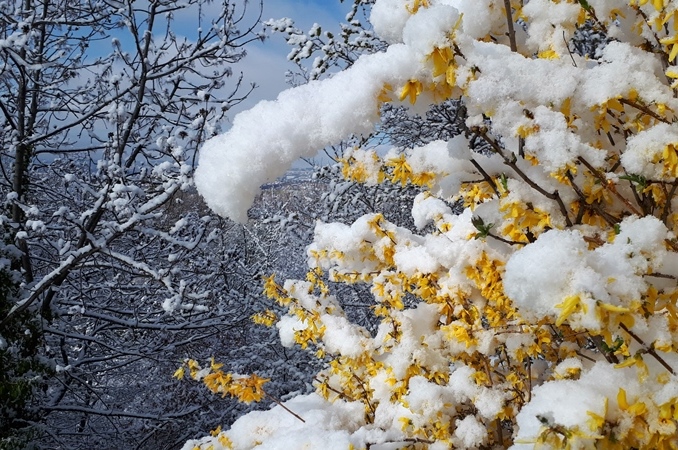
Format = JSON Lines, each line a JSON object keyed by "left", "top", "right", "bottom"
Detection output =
{"left": 482, "top": 356, "right": 494, "bottom": 387}
{"left": 476, "top": 129, "right": 572, "bottom": 226}
{"left": 314, "top": 377, "right": 352, "bottom": 401}
{"left": 470, "top": 158, "right": 501, "bottom": 197}
{"left": 565, "top": 171, "right": 620, "bottom": 226}
{"left": 645, "top": 272, "right": 678, "bottom": 280}
{"left": 583, "top": 235, "right": 606, "bottom": 248}
{"left": 265, "top": 392, "right": 306, "bottom": 423}
{"left": 352, "top": 373, "right": 376, "bottom": 417}
{"left": 400, "top": 438, "right": 436, "bottom": 445}
{"left": 526, "top": 357, "right": 532, "bottom": 403}
{"left": 619, "top": 323, "right": 675, "bottom": 375}
{"left": 503, "top": 0, "right": 518, "bottom": 52}
{"left": 661, "top": 179, "right": 678, "bottom": 222}
{"left": 563, "top": 30, "right": 577, "bottom": 67}
{"left": 590, "top": 335, "right": 619, "bottom": 364}
{"left": 576, "top": 351, "right": 598, "bottom": 363}
{"left": 577, "top": 156, "right": 643, "bottom": 216}
{"left": 487, "top": 232, "right": 528, "bottom": 246}
{"left": 496, "top": 417, "right": 505, "bottom": 447}
{"left": 619, "top": 98, "right": 671, "bottom": 124}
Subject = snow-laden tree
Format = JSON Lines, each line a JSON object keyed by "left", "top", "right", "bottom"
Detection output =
{"left": 190, "top": 0, "right": 678, "bottom": 449}
{"left": 0, "top": 0, "right": 275, "bottom": 448}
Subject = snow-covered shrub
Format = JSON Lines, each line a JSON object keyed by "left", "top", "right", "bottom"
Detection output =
{"left": 190, "top": 0, "right": 678, "bottom": 448}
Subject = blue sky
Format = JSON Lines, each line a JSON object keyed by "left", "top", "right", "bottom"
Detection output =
{"left": 106, "top": 0, "right": 347, "bottom": 116}
{"left": 231, "top": 0, "right": 347, "bottom": 114}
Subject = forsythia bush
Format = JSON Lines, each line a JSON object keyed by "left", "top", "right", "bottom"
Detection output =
{"left": 187, "top": 0, "right": 678, "bottom": 448}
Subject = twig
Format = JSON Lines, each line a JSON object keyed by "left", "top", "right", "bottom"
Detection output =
{"left": 577, "top": 156, "right": 642, "bottom": 217}
{"left": 565, "top": 171, "right": 620, "bottom": 226}
{"left": 401, "top": 438, "right": 435, "bottom": 445}
{"left": 590, "top": 335, "right": 619, "bottom": 364}
{"left": 482, "top": 356, "right": 494, "bottom": 387}
{"left": 526, "top": 357, "right": 532, "bottom": 403}
{"left": 661, "top": 180, "right": 678, "bottom": 222}
{"left": 576, "top": 350, "right": 598, "bottom": 363}
{"left": 619, "top": 323, "right": 675, "bottom": 375}
{"left": 487, "top": 232, "right": 528, "bottom": 246}
{"left": 476, "top": 129, "right": 573, "bottom": 226}
{"left": 583, "top": 235, "right": 606, "bottom": 248}
{"left": 645, "top": 272, "right": 678, "bottom": 280}
{"left": 503, "top": 0, "right": 517, "bottom": 52}
{"left": 314, "top": 377, "right": 352, "bottom": 401}
{"left": 619, "top": 98, "right": 671, "bottom": 124}
{"left": 496, "top": 417, "right": 504, "bottom": 447}
{"left": 265, "top": 392, "right": 306, "bottom": 423}
{"left": 352, "top": 373, "right": 376, "bottom": 417}
{"left": 563, "top": 30, "right": 577, "bottom": 67}
{"left": 470, "top": 158, "right": 501, "bottom": 197}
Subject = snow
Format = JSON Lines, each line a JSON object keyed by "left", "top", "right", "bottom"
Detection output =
{"left": 521, "top": 0, "right": 581, "bottom": 53}
{"left": 453, "top": 415, "right": 487, "bottom": 448}
{"left": 182, "top": 394, "right": 365, "bottom": 450}
{"left": 195, "top": 44, "right": 422, "bottom": 223}
{"left": 622, "top": 123, "right": 678, "bottom": 180}
{"left": 191, "top": 0, "right": 678, "bottom": 448}
{"left": 505, "top": 216, "right": 669, "bottom": 329}
{"left": 511, "top": 362, "right": 618, "bottom": 448}
{"left": 370, "top": 0, "right": 411, "bottom": 43}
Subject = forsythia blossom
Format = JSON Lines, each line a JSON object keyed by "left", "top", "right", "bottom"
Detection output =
{"left": 189, "top": 0, "right": 678, "bottom": 448}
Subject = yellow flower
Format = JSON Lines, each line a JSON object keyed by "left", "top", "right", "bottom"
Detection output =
{"left": 187, "top": 359, "right": 201, "bottom": 379}
{"left": 428, "top": 46, "right": 453, "bottom": 78}
{"left": 217, "top": 433, "right": 233, "bottom": 448}
{"left": 399, "top": 79, "right": 423, "bottom": 104}
{"left": 231, "top": 374, "right": 270, "bottom": 404}
{"left": 203, "top": 371, "right": 232, "bottom": 397}
{"left": 399, "top": 416, "right": 413, "bottom": 431}
{"left": 662, "top": 143, "right": 678, "bottom": 177}
{"left": 173, "top": 366, "right": 185, "bottom": 380}
{"left": 537, "top": 48, "right": 559, "bottom": 59}
{"left": 554, "top": 294, "right": 587, "bottom": 326}
{"left": 406, "top": 0, "right": 429, "bottom": 14}
{"left": 598, "top": 302, "right": 631, "bottom": 313}
{"left": 443, "top": 323, "right": 476, "bottom": 348}
{"left": 386, "top": 154, "right": 413, "bottom": 186}
{"left": 617, "top": 387, "right": 647, "bottom": 415}
{"left": 446, "top": 64, "right": 457, "bottom": 88}
{"left": 252, "top": 310, "right": 278, "bottom": 327}
{"left": 377, "top": 83, "right": 393, "bottom": 103}
{"left": 667, "top": 66, "right": 678, "bottom": 90}
{"left": 516, "top": 123, "right": 540, "bottom": 138}
{"left": 263, "top": 274, "right": 286, "bottom": 302}
{"left": 210, "top": 357, "right": 224, "bottom": 371}
{"left": 587, "top": 398, "right": 607, "bottom": 431}
{"left": 660, "top": 34, "right": 678, "bottom": 62}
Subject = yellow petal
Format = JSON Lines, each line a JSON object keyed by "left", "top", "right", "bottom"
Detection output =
{"left": 429, "top": 47, "right": 451, "bottom": 77}
{"left": 617, "top": 387, "right": 629, "bottom": 410}
{"left": 398, "top": 80, "right": 423, "bottom": 104}
{"left": 173, "top": 366, "right": 185, "bottom": 380}
{"left": 615, "top": 358, "right": 637, "bottom": 369}
{"left": 599, "top": 302, "right": 631, "bottom": 313}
